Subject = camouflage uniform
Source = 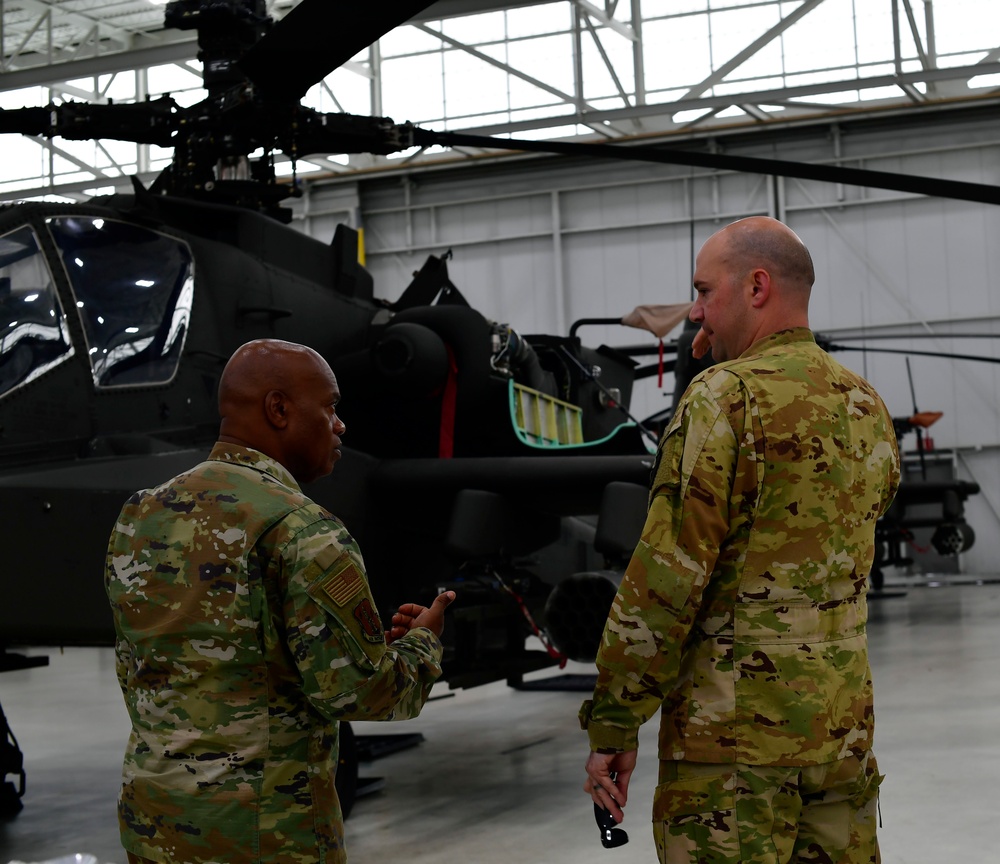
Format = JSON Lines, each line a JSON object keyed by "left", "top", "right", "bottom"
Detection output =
{"left": 580, "top": 329, "right": 899, "bottom": 864}
{"left": 106, "top": 442, "right": 444, "bottom": 864}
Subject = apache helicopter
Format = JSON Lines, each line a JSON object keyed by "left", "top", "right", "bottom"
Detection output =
{"left": 0, "top": 0, "right": 994, "bottom": 816}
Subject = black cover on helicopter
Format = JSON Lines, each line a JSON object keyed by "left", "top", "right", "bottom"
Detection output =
{"left": 0, "top": 0, "right": 993, "bottom": 815}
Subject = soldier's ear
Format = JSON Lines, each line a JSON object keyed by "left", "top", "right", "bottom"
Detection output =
{"left": 264, "top": 389, "right": 290, "bottom": 429}
{"left": 749, "top": 268, "right": 771, "bottom": 308}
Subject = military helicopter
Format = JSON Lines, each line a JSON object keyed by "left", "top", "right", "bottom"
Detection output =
{"left": 0, "top": 0, "right": 995, "bottom": 816}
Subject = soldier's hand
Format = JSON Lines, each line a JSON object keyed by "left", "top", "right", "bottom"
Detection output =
{"left": 386, "top": 605, "right": 421, "bottom": 644}
{"left": 691, "top": 327, "right": 711, "bottom": 360}
{"left": 584, "top": 749, "right": 637, "bottom": 824}
{"left": 387, "top": 591, "right": 456, "bottom": 642}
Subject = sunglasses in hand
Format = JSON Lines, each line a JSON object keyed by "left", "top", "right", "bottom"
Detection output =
{"left": 593, "top": 772, "right": 629, "bottom": 849}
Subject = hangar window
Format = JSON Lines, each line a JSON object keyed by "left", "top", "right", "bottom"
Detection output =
{"left": 0, "top": 225, "right": 74, "bottom": 400}
{"left": 47, "top": 216, "right": 195, "bottom": 389}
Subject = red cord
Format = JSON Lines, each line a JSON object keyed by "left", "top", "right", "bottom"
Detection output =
{"left": 492, "top": 569, "right": 567, "bottom": 668}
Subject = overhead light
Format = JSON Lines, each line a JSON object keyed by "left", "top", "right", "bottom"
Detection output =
{"left": 135, "top": 279, "right": 155, "bottom": 287}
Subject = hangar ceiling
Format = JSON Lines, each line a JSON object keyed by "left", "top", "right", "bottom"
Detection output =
{"left": 1, "top": 0, "right": 998, "bottom": 200}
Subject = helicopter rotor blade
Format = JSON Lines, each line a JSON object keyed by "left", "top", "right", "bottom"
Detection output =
{"left": 0, "top": 107, "right": 50, "bottom": 136}
{"left": 239, "top": 0, "right": 438, "bottom": 101}
{"left": 826, "top": 343, "right": 1000, "bottom": 364}
{"left": 822, "top": 332, "right": 1000, "bottom": 341}
{"left": 407, "top": 127, "right": 1000, "bottom": 207}
{"left": 0, "top": 100, "right": 178, "bottom": 146}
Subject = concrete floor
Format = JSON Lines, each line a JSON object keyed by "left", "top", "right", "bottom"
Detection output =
{"left": 1, "top": 576, "right": 998, "bottom": 864}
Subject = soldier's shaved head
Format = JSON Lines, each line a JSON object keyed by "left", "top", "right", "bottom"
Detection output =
{"left": 218, "top": 339, "right": 346, "bottom": 483}
{"left": 219, "top": 339, "right": 324, "bottom": 415}
{"left": 718, "top": 216, "right": 815, "bottom": 295}
{"left": 690, "top": 216, "right": 812, "bottom": 362}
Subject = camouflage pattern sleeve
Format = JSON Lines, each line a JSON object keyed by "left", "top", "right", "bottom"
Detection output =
{"left": 273, "top": 514, "right": 443, "bottom": 723}
{"left": 581, "top": 377, "right": 746, "bottom": 752}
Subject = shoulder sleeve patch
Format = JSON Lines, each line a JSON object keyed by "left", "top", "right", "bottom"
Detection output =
{"left": 352, "top": 598, "right": 386, "bottom": 643}
{"left": 314, "top": 554, "right": 364, "bottom": 607}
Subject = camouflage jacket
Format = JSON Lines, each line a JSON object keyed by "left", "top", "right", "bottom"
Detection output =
{"left": 106, "top": 442, "right": 444, "bottom": 864}
{"left": 581, "top": 328, "right": 899, "bottom": 766}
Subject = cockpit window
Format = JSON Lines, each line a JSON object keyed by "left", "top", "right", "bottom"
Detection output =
{"left": 47, "top": 216, "right": 194, "bottom": 388}
{"left": 0, "top": 226, "right": 73, "bottom": 399}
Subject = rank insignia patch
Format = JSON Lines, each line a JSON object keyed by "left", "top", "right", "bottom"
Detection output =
{"left": 316, "top": 557, "right": 364, "bottom": 607}
{"left": 353, "top": 598, "right": 384, "bottom": 643}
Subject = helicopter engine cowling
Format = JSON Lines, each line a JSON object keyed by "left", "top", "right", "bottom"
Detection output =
{"left": 373, "top": 321, "right": 449, "bottom": 396}
{"left": 543, "top": 571, "right": 621, "bottom": 663}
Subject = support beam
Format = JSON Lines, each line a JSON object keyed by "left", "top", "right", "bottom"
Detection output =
{"left": 900, "top": 0, "right": 931, "bottom": 69}
{"left": 413, "top": 21, "right": 587, "bottom": 112}
{"left": 738, "top": 103, "right": 772, "bottom": 122}
{"left": 62, "top": 24, "right": 98, "bottom": 63}
{"left": 49, "top": 81, "right": 105, "bottom": 103}
{"left": 630, "top": 0, "right": 644, "bottom": 108}
{"left": 898, "top": 81, "right": 926, "bottom": 103}
{"left": 681, "top": 0, "right": 828, "bottom": 101}
{"left": 321, "top": 81, "right": 345, "bottom": 113}
{"left": 582, "top": 14, "right": 631, "bottom": 109}
{"left": 0, "top": 34, "right": 197, "bottom": 92}
{"left": 12, "top": 0, "right": 137, "bottom": 48}
{"left": 30, "top": 135, "right": 113, "bottom": 182}
{"left": 923, "top": 0, "right": 937, "bottom": 66}
{"left": 457, "top": 60, "right": 1000, "bottom": 136}
{"left": 975, "top": 46, "right": 1000, "bottom": 64}
{"left": 892, "top": 0, "right": 903, "bottom": 75}
{"left": 302, "top": 156, "right": 348, "bottom": 173}
{"left": 95, "top": 139, "right": 127, "bottom": 176}
{"left": 572, "top": 4, "right": 584, "bottom": 111}
{"left": 341, "top": 59, "right": 373, "bottom": 80}
{"left": 369, "top": 39, "right": 382, "bottom": 117}
{"left": 571, "top": 0, "right": 636, "bottom": 42}
{"left": 569, "top": 4, "right": 630, "bottom": 136}
{"left": 6, "top": 8, "right": 49, "bottom": 71}
{"left": 0, "top": 170, "right": 160, "bottom": 203}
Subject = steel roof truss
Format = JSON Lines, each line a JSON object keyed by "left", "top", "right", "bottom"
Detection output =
{"left": 571, "top": 0, "right": 635, "bottom": 42}
{"left": 414, "top": 20, "right": 588, "bottom": 114}
{"left": 682, "top": 0, "right": 828, "bottom": 102}
{"left": 13, "top": 0, "right": 133, "bottom": 50}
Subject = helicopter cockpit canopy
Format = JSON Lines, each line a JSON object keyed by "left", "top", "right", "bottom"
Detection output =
{"left": 0, "top": 218, "right": 195, "bottom": 399}
{"left": 0, "top": 226, "right": 72, "bottom": 398}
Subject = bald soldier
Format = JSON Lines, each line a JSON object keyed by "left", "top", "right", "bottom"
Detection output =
{"left": 581, "top": 217, "right": 900, "bottom": 864}
{"left": 106, "top": 339, "right": 454, "bottom": 864}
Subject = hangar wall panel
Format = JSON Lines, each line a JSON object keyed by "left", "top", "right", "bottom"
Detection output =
{"left": 297, "top": 110, "right": 1000, "bottom": 574}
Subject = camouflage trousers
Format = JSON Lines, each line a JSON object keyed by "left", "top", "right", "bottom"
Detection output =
{"left": 652, "top": 751, "right": 881, "bottom": 864}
